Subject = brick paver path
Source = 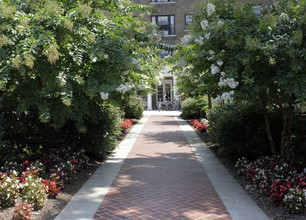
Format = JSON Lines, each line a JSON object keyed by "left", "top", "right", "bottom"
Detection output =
{"left": 93, "top": 115, "right": 232, "bottom": 220}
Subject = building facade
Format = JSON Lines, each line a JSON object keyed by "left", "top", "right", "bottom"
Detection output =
{"left": 133, "top": 0, "right": 271, "bottom": 110}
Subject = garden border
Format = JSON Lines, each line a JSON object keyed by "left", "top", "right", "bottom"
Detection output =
{"left": 174, "top": 115, "right": 269, "bottom": 220}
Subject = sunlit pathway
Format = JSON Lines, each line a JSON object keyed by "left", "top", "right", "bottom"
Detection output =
{"left": 56, "top": 111, "right": 268, "bottom": 220}
{"left": 93, "top": 114, "right": 231, "bottom": 220}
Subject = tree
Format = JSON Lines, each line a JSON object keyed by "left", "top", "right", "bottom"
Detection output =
{"left": 172, "top": 0, "right": 306, "bottom": 156}
{"left": 0, "top": 0, "right": 163, "bottom": 157}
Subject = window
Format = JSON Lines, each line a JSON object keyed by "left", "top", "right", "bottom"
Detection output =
{"left": 150, "top": 0, "right": 175, "bottom": 3}
{"left": 151, "top": 15, "right": 175, "bottom": 36}
{"left": 185, "top": 14, "right": 192, "bottom": 26}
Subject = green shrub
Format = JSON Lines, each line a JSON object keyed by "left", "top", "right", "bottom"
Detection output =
{"left": 181, "top": 97, "right": 208, "bottom": 119}
{"left": 283, "top": 187, "right": 306, "bottom": 214}
{"left": 291, "top": 114, "right": 306, "bottom": 164}
{"left": 21, "top": 176, "right": 47, "bottom": 210}
{"left": 0, "top": 171, "right": 21, "bottom": 207}
{"left": 207, "top": 102, "right": 281, "bottom": 161}
{"left": 123, "top": 96, "right": 144, "bottom": 119}
{"left": 0, "top": 102, "right": 122, "bottom": 161}
{"left": 13, "top": 201, "right": 34, "bottom": 220}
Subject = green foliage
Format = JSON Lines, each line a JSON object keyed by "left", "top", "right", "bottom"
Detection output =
{"left": 123, "top": 96, "right": 144, "bottom": 119}
{"left": 283, "top": 187, "right": 306, "bottom": 214}
{"left": 291, "top": 114, "right": 306, "bottom": 164}
{"left": 181, "top": 97, "right": 207, "bottom": 119}
{"left": 207, "top": 103, "right": 281, "bottom": 161}
{"left": 172, "top": 0, "right": 306, "bottom": 156}
{"left": 0, "top": 0, "right": 163, "bottom": 160}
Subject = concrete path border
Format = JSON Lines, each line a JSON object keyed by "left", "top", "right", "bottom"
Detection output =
{"left": 55, "top": 114, "right": 149, "bottom": 220}
{"left": 175, "top": 115, "right": 269, "bottom": 220}
{"left": 56, "top": 111, "right": 269, "bottom": 220}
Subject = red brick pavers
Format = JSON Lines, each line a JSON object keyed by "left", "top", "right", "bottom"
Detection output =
{"left": 93, "top": 115, "right": 232, "bottom": 220}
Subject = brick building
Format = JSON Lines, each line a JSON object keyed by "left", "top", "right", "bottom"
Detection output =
{"left": 133, "top": 0, "right": 271, "bottom": 110}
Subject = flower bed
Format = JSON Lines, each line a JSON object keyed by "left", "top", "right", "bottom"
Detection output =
{"left": 236, "top": 156, "right": 305, "bottom": 214}
{"left": 0, "top": 149, "right": 89, "bottom": 219}
{"left": 120, "top": 119, "right": 133, "bottom": 132}
{"left": 190, "top": 119, "right": 208, "bottom": 133}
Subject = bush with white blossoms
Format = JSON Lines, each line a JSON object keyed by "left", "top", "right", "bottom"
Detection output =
{"left": 207, "top": 3, "right": 216, "bottom": 17}
{"left": 116, "top": 82, "right": 133, "bottom": 94}
{"left": 100, "top": 92, "right": 109, "bottom": 100}
{"left": 173, "top": 0, "right": 305, "bottom": 159}
{"left": 283, "top": 188, "right": 306, "bottom": 214}
{"left": 0, "top": 0, "right": 163, "bottom": 162}
{"left": 200, "top": 20, "right": 209, "bottom": 30}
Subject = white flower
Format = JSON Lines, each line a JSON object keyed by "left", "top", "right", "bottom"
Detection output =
{"left": 92, "top": 57, "right": 97, "bottom": 62}
{"left": 132, "top": 58, "right": 140, "bottom": 65}
{"left": 195, "top": 36, "right": 204, "bottom": 45}
{"left": 100, "top": 92, "right": 109, "bottom": 100}
{"left": 213, "top": 96, "right": 222, "bottom": 104}
{"left": 226, "top": 78, "right": 239, "bottom": 89}
{"left": 204, "top": 33, "right": 210, "bottom": 40}
{"left": 211, "top": 64, "right": 220, "bottom": 75}
{"left": 104, "top": 54, "right": 109, "bottom": 59}
{"left": 200, "top": 20, "right": 209, "bottom": 30}
{"left": 207, "top": 3, "right": 216, "bottom": 17}
{"left": 221, "top": 72, "right": 225, "bottom": 76}
{"left": 209, "top": 50, "right": 215, "bottom": 55}
{"left": 181, "top": 35, "right": 192, "bottom": 45}
{"left": 279, "top": 13, "right": 289, "bottom": 22}
{"left": 116, "top": 82, "right": 132, "bottom": 94}
{"left": 221, "top": 92, "right": 233, "bottom": 102}
{"left": 218, "top": 77, "right": 239, "bottom": 89}
{"left": 217, "top": 60, "right": 223, "bottom": 66}
{"left": 218, "top": 20, "right": 224, "bottom": 27}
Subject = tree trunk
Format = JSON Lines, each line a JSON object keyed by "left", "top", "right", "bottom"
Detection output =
{"left": 207, "top": 92, "right": 212, "bottom": 109}
{"left": 259, "top": 98, "right": 275, "bottom": 155}
{"left": 280, "top": 114, "right": 287, "bottom": 157}
{"left": 286, "top": 118, "right": 292, "bottom": 156}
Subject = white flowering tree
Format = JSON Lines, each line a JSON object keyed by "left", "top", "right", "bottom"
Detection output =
{"left": 0, "top": 0, "right": 161, "bottom": 127}
{"left": 0, "top": 0, "right": 162, "bottom": 156}
{"left": 173, "top": 0, "right": 306, "bottom": 156}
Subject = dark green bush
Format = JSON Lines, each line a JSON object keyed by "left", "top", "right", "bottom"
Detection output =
{"left": 0, "top": 101, "right": 122, "bottom": 162}
{"left": 123, "top": 96, "right": 144, "bottom": 119}
{"left": 207, "top": 102, "right": 282, "bottom": 161}
{"left": 291, "top": 113, "right": 306, "bottom": 164}
{"left": 181, "top": 97, "right": 208, "bottom": 119}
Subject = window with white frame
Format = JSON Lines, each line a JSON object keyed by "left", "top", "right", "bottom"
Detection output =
{"left": 185, "top": 14, "right": 192, "bottom": 26}
{"left": 151, "top": 15, "right": 175, "bottom": 36}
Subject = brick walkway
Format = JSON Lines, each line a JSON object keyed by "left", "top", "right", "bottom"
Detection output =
{"left": 93, "top": 115, "right": 232, "bottom": 220}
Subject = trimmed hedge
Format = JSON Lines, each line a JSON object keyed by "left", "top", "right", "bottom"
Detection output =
{"left": 181, "top": 97, "right": 208, "bottom": 119}
{"left": 123, "top": 96, "right": 144, "bottom": 119}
